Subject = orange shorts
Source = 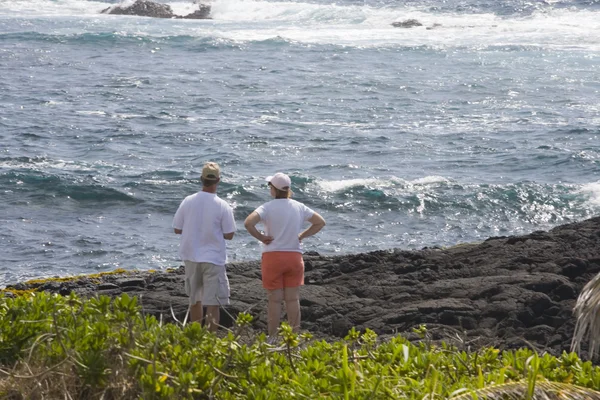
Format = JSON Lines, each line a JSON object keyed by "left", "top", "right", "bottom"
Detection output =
{"left": 261, "top": 251, "right": 304, "bottom": 290}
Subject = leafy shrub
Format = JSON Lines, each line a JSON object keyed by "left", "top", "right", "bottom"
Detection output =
{"left": 1, "top": 292, "right": 600, "bottom": 399}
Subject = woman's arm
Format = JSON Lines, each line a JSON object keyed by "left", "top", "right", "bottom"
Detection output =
{"left": 299, "top": 212, "right": 326, "bottom": 241}
{"left": 244, "top": 211, "right": 274, "bottom": 244}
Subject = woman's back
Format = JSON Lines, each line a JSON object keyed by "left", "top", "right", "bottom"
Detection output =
{"left": 255, "top": 198, "right": 314, "bottom": 253}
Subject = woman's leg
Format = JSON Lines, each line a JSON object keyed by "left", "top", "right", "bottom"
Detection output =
{"left": 283, "top": 286, "right": 301, "bottom": 332}
{"left": 267, "top": 288, "right": 284, "bottom": 336}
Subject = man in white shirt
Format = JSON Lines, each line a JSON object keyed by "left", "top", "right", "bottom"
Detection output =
{"left": 173, "top": 162, "right": 236, "bottom": 331}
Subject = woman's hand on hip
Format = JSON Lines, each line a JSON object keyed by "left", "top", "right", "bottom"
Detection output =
{"left": 261, "top": 234, "right": 274, "bottom": 245}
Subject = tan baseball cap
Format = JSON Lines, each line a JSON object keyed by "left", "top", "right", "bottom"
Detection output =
{"left": 201, "top": 162, "right": 220, "bottom": 179}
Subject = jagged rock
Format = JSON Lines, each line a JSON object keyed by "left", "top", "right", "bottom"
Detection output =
{"left": 392, "top": 19, "right": 423, "bottom": 28}
{"left": 8, "top": 216, "right": 600, "bottom": 356}
{"left": 178, "top": 5, "right": 211, "bottom": 19}
{"left": 426, "top": 23, "right": 443, "bottom": 30}
{"left": 101, "top": 0, "right": 175, "bottom": 18}
{"left": 101, "top": 0, "right": 211, "bottom": 19}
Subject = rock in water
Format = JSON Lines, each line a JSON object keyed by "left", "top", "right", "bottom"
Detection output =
{"left": 179, "top": 5, "right": 212, "bottom": 19}
{"left": 101, "top": 0, "right": 212, "bottom": 19}
{"left": 101, "top": 0, "right": 175, "bottom": 18}
{"left": 392, "top": 19, "right": 423, "bottom": 28}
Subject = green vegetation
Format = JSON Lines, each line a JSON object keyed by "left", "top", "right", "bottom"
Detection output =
{"left": 1, "top": 292, "right": 600, "bottom": 399}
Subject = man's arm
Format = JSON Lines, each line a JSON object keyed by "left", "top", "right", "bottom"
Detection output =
{"left": 223, "top": 232, "right": 234, "bottom": 240}
{"left": 173, "top": 199, "right": 185, "bottom": 235}
{"left": 222, "top": 205, "right": 236, "bottom": 241}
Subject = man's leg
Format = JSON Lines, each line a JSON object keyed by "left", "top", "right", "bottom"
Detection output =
{"left": 190, "top": 301, "right": 203, "bottom": 324}
{"left": 267, "top": 288, "right": 284, "bottom": 336}
{"left": 185, "top": 261, "right": 204, "bottom": 325}
{"left": 283, "top": 287, "right": 301, "bottom": 332}
{"left": 202, "top": 263, "right": 229, "bottom": 333}
{"left": 205, "top": 306, "right": 220, "bottom": 332}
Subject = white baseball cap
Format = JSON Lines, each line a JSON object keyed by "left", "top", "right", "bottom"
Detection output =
{"left": 266, "top": 172, "right": 291, "bottom": 190}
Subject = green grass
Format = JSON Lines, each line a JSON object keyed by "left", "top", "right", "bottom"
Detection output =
{"left": 1, "top": 292, "right": 599, "bottom": 399}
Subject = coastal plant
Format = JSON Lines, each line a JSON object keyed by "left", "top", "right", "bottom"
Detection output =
{"left": 3, "top": 292, "right": 600, "bottom": 399}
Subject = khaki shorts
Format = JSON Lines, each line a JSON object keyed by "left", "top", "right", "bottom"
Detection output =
{"left": 184, "top": 261, "right": 230, "bottom": 306}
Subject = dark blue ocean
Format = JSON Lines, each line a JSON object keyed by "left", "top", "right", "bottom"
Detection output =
{"left": 1, "top": 0, "right": 599, "bottom": 286}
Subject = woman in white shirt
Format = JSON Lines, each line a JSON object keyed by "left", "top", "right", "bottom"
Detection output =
{"left": 244, "top": 172, "right": 326, "bottom": 337}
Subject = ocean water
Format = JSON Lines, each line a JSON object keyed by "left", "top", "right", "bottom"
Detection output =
{"left": 1, "top": 0, "right": 599, "bottom": 286}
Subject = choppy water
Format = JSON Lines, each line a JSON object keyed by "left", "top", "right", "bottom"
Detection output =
{"left": 1, "top": 0, "right": 599, "bottom": 286}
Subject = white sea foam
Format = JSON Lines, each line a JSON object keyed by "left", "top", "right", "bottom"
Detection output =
{"left": 0, "top": 0, "right": 110, "bottom": 16}
{"left": 316, "top": 175, "right": 447, "bottom": 193}
{"left": 579, "top": 182, "right": 600, "bottom": 206}
{"left": 1, "top": 0, "right": 599, "bottom": 49}
{"left": 252, "top": 116, "right": 372, "bottom": 128}
{"left": 75, "top": 110, "right": 107, "bottom": 116}
{"left": 317, "top": 178, "right": 388, "bottom": 192}
{"left": 143, "top": 179, "right": 188, "bottom": 185}
{"left": 185, "top": 0, "right": 600, "bottom": 49}
{"left": 113, "top": 113, "right": 146, "bottom": 119}
{"left": 410, "top": 176, "right": 449, "bottom": 185}
{"left": 0, "top": 157, "right": 92, "bottom": 172}
{"left": 170, "top": 1, "right": 211, "bottom": 16}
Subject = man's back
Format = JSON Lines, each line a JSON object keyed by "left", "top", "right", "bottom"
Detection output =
{"left": 173, "top": 191, "right": 235, "bottom": 265}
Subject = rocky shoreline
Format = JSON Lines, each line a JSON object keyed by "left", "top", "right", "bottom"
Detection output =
{"left": 6, "top": 216, "right": 600, "bottom": 356}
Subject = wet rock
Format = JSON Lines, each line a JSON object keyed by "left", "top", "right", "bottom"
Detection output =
{"left": 101, "top": 0, "right": 212, "bottom": 20}
{"left": 392, "top": 19, "right": 423, "bottom": 28}
{"left": 178, "top": 5, "right": 211, "bottom": 19}
{"left": 332, "top": 317, "right": 353, "bottom": 337}
{"left": 98, "top": 282, "right": 119, "bottom": 291}
{"left": 101, "top": 0, "right": 174, "bottom": 18}
{"left": 117, "top": 278, "right": 146, "bottom": 289}
{"left": 38, "top": 281, "right": 62, "bottom": 292}
{"left": 426, "top": 23, "right": 443, "bottom": 30}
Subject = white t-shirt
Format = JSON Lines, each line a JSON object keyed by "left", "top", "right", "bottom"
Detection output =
{"left": 172, "top": 191, "right": 236, "bottom": 265}
{"left": 254, "top": 199, "right": 314, "bottom": 253}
